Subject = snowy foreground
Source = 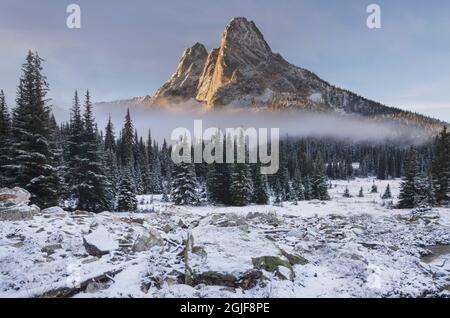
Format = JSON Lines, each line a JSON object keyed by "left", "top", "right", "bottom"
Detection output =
{"left": 1, "top": 179, "right": 449, "bottom": 298}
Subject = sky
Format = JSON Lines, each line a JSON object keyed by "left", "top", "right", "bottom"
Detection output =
{"left": 0, "top": 0, "right": 450, "bottom": 122}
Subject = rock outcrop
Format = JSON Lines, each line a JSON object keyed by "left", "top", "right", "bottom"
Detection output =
{"left": 83, "top": 226, "right": 119, "bottom": 257}
{"left": 0, "top": 187, "right": 39, "bottom": 221}
{"left": 153, "top": 42, "right": 208, "bottom": 103}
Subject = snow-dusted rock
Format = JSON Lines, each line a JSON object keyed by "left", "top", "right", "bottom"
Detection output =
{"left": 41, "top": 206, "right": 67, "bottom": 216}
{"left": 132, "top": 227, "right": 164, "bottom": 252}
{"left": 187, "top": 225, "right": 293, "bottom": 288}
{"left": 83, "top": 226, "right": 119, "bottom": 257}
{"left": 0, "top": 187, "right": 38, "bottom": 221}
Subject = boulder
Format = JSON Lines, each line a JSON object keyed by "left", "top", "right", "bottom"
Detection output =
{"left": 41, "top": 207, "right": 67, "bottom": 217}
{"left": 83, "top": 226, "right": 119, "bottom": 257}
{"left": 252, "top": 256, "right": 294, "bottom": 281}
{"left": 187, "top": 226, "right": 285, "bottom": 288}
{"left": 0, "top": 187, "right": 30, "bottom": 207}
{"left": 252, "top": 256, "right": 292, "bottom": 273}
{"left": 85, "top": 281, "right": 108, "bottom": 294}
{"left": 163, "top": 224, "right": 174, "bottom": 233}
{"left": 41, "top": 244, "right": 63, "bottom": 255}
{"left": 132, "top": 227, "right": 164, "bottom": 252}
{"left": 280, "top": 249, "right": 309, "bottom": 266}
{"left": 0, "top": 187, "right": 37, "bottom": 221}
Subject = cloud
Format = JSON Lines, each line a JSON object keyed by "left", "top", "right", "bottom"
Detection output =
{"left": 91, "top": 101, "right": 431, "bottom": 145}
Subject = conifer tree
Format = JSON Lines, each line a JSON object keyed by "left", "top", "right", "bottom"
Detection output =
{"left": 371, "top": 182, "right": 378, "bottom": 193}
{"left": 292, "top": 165, "right": 305, "bottom": 201}
{"left": 431, "top": 126, "right": 449, "bottom": 204}
{"left": 398, "top": 147, "right": 418, "bottom": 209}
{"left": 116, "top": 170, "right": 138, "bottom": 212}
{"left": 5, "top": 51, "right": 60, "bottom": 207}
{"left": 414, "top": 174, "right": 436, "bottom": 208}
{"left": 343, "top": 187, "right": 351, "bottom": 198}
{"left": 206, "top": 162, "right": 222, "bottom": 204}
{"left": 310, "top": 157, "right": 330, "bottom": 200}
{"left": 77, "top": 91, "right": 110, "bottom": 212}
{"left": 273, "top": 178, "right": 282, "bottom": 205}
{"left": 0, "top": 90, "right": 11, "bottom": 187}
{"left": 171, "top": 136, "right": 198, "bottom": 205}
{"left": 358, "top": 187, "right": 364, "bottom": 197}
{"left": 103, "top": 116, "right": 119, "bottom": 200}
{"left": 171, "top": 161, "right": 198, "bottom": 205}
{"left": 120, "top": 108, "right": 135, "bottom": 168}
{"left": 303, "top": 175, "right": 312, "bottom": 200}
{"left": 278, "top": 149, "right": 291, "bottom": 201}
{"left": 229, "top": 133, "right": 252, "bottom": 206}
{"left": 382, "top": 184, "right": 392, "bottom": 199}
{"left": 64, "top": 90, "right": 85, "bottom": 206}
{"left": 252, "top": 162, "right": 269, "bottom": 204}
{"left": 132, "top": 130, "right": 144, "bottom": 194}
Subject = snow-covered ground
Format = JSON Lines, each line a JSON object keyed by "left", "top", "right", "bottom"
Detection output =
{"left": 1, "top": 178, "right": 449, "bottom": 298}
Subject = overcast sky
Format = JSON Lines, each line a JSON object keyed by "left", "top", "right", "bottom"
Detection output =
{"left": 0, "top": 0, "right": 449, "bottom": 121}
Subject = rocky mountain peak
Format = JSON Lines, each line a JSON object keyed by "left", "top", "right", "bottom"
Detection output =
{"left": 153, "top": 42, "right": 208, "bottom": 103}
{"left": 145, "top": 18, "right": 443, "bottom": 133}
{"left": 220, "top": 17, "right": 272, "bottom": 60}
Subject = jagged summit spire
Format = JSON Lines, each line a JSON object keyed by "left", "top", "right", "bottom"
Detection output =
{"left": 153, "top": 42, "right": 208, "bottom": 102}
{"left": 221, "top": 17, "right": 272, "bottom": 59}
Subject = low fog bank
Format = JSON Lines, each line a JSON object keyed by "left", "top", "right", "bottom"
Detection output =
{"left": 55, "top": 101, "right": 431, "bottom": 145}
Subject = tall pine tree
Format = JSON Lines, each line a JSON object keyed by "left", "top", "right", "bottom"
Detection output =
{"left": 431, "top": 126, "right": 449, "bottom": 204}
{"left": 5, "top": 51, "right": 60, "bottom": 207}
{"left": 0, "top": 90, "right": 11, "bottom": 187}
{"left": 398, "top": 147, "right": 418, "bottom": 209}
{"left": 252, "top": 162, "right": 269, "bottom": 204}
{"left": 77, "top": 91, "right": 110, "bottom": 212}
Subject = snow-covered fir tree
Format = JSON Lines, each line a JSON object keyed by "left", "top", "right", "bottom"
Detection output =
{"left": 103, "top": 116, "right": 119, "bottom": 201}
{"left": 0, "top": 90, "right": 11, "bottom": 187}
{"left": 292, "top": 165, "right": 305, "bottom": 201}
{"left": 414, "top": 174, "right": 435, "bottom": 208}
{"left": 171, "top": 136, "right": 198, "bottom": 205}
{"left": 206, "top": 162, "right": 223, "bottom": 204}
{"left": 382, "top": 184, "right": 392, "bottom": 199}
{"left": 398, "top": 147, "right": 419, "bottom": 209}
{"left": 171, "top": 161, "right": 199, "bottom": 205}
{"left": 303, "top": 175, "right": 312, "bottom": 200}
{"left": 252, "top": 162, "right": 269, "bottom": 204}
{"left": 343, "top": 187, "right": 351, "bottom": 198}
{"left": 431, "top": 126, "right": 449, "bottom": 204}
{"left": 63, "top": 90, "right": 85, "bottom": 207}
{"left": 371, "top": 182, "right": 378, "bottom": 193}
{"left": 116, "top": 170, "right": 138, "bottom": 212}
{"left": 76, "top": 91, "right": 110, "bottom": 212}
{"left": 4, "top": 51, "right": 60, "bottom": 207}
{"left": 310, "top": 157, "right": 330, "bottom": 200}
{"left": 358, "top": 187, "right": 364, "bottom": 197}
{"left": 229, "top": 134, "right": 252, "bottom": 206}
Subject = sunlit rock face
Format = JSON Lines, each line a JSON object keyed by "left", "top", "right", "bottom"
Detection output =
{"left": 152, "top": 17, "right": 364, "bottom": 112}
{"left": 153, "top": 42, "right": 208, "bottom": 103}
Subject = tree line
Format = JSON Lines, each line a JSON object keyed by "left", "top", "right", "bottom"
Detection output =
{"left": 0, "top": 52, "right": 448, "bottom": 211}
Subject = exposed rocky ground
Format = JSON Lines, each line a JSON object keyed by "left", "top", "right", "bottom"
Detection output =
{"left": 0, "top": 179, "right": 449, "bottom": 298}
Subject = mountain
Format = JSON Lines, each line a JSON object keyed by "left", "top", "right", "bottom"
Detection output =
{"left": 103, "top": 17, "right": 445, "bottom": 133}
